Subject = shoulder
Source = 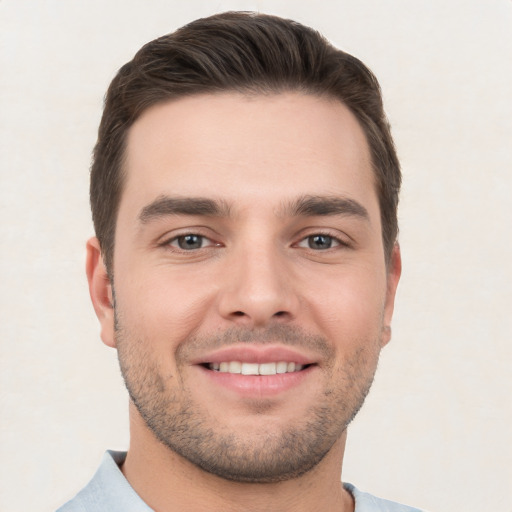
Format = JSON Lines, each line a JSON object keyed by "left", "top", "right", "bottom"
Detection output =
{"left": 344, "top": 483, "right": 427, "bottom": 512}
{"left": 56, "top": 451, "right": 152, "bottom": 512}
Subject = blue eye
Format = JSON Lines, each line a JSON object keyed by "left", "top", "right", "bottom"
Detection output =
{"left": 308, "top": 234, "right": 335, "bottom": 250}
{"left": 297, "top": 234, "right": 342, "bottom": 250}
{"left": 173, "top": 234, "right": 207, "bottom": 250}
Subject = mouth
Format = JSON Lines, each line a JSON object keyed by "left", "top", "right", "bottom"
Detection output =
{"left": 203, "top": 361, "right": 311, "bottom": 375}
{"left": 192, "top": 345, "right": 318, "bottom": 396}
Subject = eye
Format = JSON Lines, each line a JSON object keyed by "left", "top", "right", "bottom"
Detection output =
{"left": 297, "top": 234, "right": 341, "bottom": 250}
{"left": 168, "top": 234, "right": 216, "bottom": 250}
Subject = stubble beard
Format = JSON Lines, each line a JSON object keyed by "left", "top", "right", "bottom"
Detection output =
{"left": 115, "top": 318, "right": 381, "bottom": 483}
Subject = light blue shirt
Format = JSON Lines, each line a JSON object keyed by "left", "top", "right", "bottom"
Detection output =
{"left": 57, "top": 451, "right": 425, "bottom": 512}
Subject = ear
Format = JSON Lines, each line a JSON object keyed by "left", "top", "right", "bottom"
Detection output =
{"left": 86, "top": 237, "right": 116, "bottom": 348}
{"left": 380, "top": 243, "right": 402, "bottom": 347}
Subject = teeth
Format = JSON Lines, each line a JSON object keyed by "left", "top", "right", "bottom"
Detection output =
{"left": 276, "top": 361, "right": 288, "bottom": 374}
{"left": 241, "top": 363, "right": 259, "bottom": 375}
{"left": 259, "top": 362, "right": 276, "bottom": 375}
{"left": 228, "top": 361, "right": 242, "bottom": 373}
{"left": 209, "top": 361, "right": 306, "bottom": 375}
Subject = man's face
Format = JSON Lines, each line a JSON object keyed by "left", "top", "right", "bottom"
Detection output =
{"left": 89, "top": 92, "right": 400, "bottom": 482}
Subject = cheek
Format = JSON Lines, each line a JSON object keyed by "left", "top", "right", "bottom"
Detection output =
{"left": 114, "top": 269, "right": 216, "bottom": 351}
{"left": 304, "top": 269, "right": 387, "bottom": 344}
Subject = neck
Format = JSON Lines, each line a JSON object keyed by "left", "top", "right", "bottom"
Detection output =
{"left": 122, "top": 404, "right": 354, "bottom": 512}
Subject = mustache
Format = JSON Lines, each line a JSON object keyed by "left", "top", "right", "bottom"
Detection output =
{"left": 175, "top": 324, "right": 335, "bottom": 362}
{"left": 113, "top": 301, "right": 335, "bottom": 362}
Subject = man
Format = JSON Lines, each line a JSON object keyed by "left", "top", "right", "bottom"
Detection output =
{"left": 59, "top": 11, "right": 423, "bottom": 512}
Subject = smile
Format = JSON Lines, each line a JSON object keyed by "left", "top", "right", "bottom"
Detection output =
{"left": 207, "top": 361, "right": 306, "bottom": 375}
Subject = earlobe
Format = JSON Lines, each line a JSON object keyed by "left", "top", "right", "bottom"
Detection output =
{"left": 381, "top": 243, "right": 402, "bottom": 347}
{"left": 86, "top": 237, "right": 116, "bottom": 348}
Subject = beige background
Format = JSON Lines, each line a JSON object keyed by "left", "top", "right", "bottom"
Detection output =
{"left": 1, "top": 1, "right": 511, "bottom": 511}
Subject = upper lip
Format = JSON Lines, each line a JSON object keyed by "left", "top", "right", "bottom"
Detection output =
{"left": 191, "top": 345, "right": 317, "bottom": 366}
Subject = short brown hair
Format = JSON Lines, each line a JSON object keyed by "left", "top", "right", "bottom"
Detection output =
{"left": 91, "top": 11, "right": 401, "bottom": 274}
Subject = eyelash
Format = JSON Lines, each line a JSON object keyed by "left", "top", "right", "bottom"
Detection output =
{"left": 160, "top": 230, "right": 350, "bottom": 253}
{"left": 162, "top": 233, "right": 220, "bottom": 251}
{"left": 295, "top": 232, "right": 349, "bottom": 251}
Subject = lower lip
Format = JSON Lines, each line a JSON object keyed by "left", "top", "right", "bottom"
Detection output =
{"left": 197, "top": 365, "right": 315, "bottom": 397}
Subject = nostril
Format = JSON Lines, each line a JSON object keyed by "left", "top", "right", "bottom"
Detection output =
{"left": 233, "top": 311, "right": 245, "bottom": 317}
{"left": 274, "top": 311, "right": 286, "bottom": 317}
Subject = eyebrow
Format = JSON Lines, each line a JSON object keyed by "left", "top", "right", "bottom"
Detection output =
{"left": 284, "top": 195, "right": 369, "bottom": 220}
{"left": 138, "top": 195, "right": 231, "bottom": 223}
{"left": 138, "top": 194, "right": 369, "bottom": 224}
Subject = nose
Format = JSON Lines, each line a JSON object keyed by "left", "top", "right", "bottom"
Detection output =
{"left": 217, "top": 241, "right": 299, "bottom": 328}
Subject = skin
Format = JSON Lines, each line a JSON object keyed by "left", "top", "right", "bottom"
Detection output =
{"left": 87, "top": 92, "right": 401, "bottom": 512}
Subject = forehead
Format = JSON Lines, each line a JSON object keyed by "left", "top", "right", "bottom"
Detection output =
{"left": 121, "top": 92, "right": 376, "bottom": 218}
